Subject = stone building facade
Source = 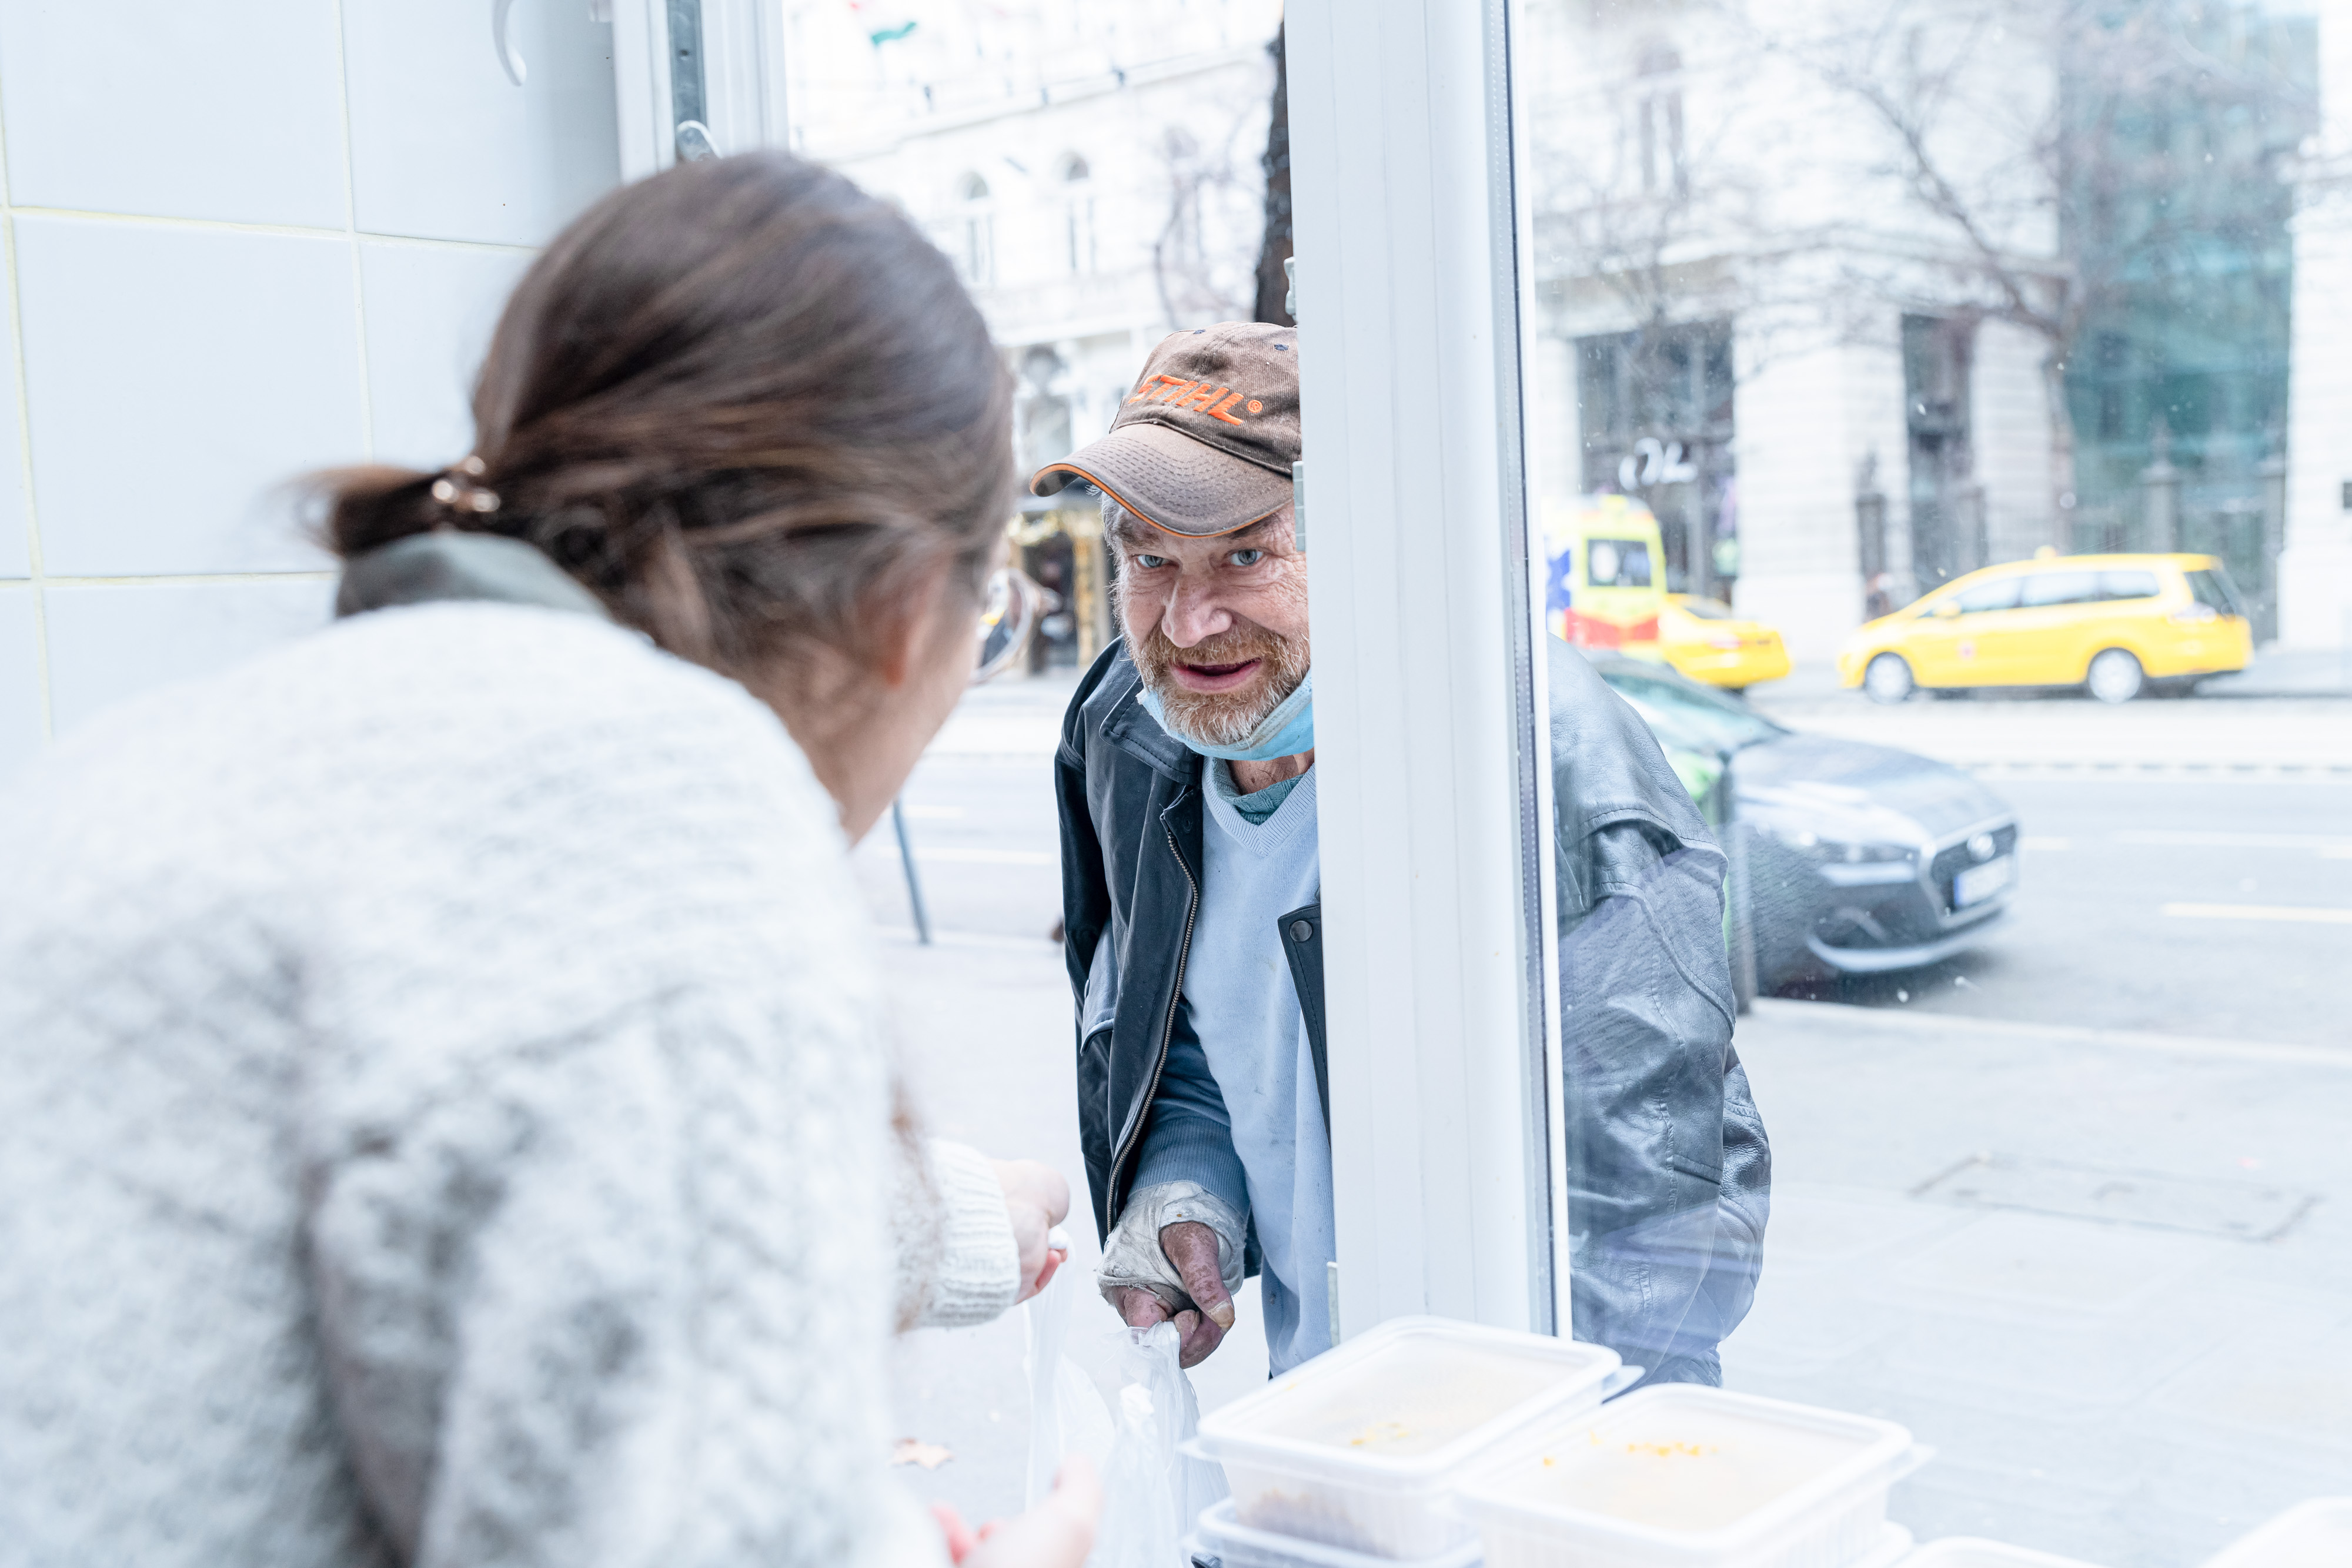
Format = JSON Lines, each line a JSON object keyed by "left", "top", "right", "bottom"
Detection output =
{"left": 2283, "top": 1, "right": 2352, "bottom": 651}
{"left": 787, "top": 0, "right": 1281, "bottom": 665}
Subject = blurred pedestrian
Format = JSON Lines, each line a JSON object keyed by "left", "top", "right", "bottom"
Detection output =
{"left": 1040, "top": 323, "right": 1769, "bottom": 1380}
{"left": 1866, "top": 571, "right": 1895, "bottom": 620}
{"left": 0, "top": 154, "right": 1094, "bottom": 1568}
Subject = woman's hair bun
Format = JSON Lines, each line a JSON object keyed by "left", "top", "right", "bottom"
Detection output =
{"left": 314, "top": 152, "right": 1013, "bottom": 675}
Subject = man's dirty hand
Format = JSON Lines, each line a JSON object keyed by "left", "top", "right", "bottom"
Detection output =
{"left": 1112, "top": 1220, "right": 1232, "bottom": 1368}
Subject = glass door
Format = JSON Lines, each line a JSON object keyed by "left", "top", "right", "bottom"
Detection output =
{"left": 1496, "top": 2, "right": 2346, "bottom": 1563}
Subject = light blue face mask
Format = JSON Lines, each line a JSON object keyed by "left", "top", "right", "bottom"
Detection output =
{"left": 1138, "top": 670, "right": 1315, "bottom": 761}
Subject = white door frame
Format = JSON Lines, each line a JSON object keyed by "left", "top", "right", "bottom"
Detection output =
{"left": 1286, "top": 0, "right": 1568, "bottom": 1338}
{"left": 609, "top": 0, "right": 789, "bottom": 182}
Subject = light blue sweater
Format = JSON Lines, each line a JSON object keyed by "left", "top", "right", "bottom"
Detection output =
{"left": 1130, "top": 761, "right": 1331, "bottom": 1373}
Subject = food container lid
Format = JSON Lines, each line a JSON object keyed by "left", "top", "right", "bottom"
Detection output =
{"left": 2199, "top": 1497, "right": 2352, "bottom": 1568}
{"left": 1456, "top": 1385, "right": 1918, "bottom": 1553}
{"left": 1896, "top": 1539, "right": 2110, "bottom": 1567}
{"left": 1188, "top": 1500, "right": 1484, "bottom": 1568}
{"left": 1194, "top": 1316, "right": 1625, "bottom": 1485}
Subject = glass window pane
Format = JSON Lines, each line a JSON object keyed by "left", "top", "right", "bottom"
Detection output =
{"left": 1953, "top": 577, "right": 2022, "bottom": 614}
{"left": 2020, "top": 569, "right": 2099, "bottom": 607}
{"left": 2187, "top": 565, "right": 2249, "bottom": 618}
{"left": 1512, "top": 2, "right": 2342, "bottom": 1562}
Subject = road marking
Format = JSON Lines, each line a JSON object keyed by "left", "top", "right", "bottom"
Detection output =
{"left": 2160, "top": 902, "right": 2352, "bottom": 925}
{"left": 890, "top": 845, "right": 1057, "bottom": 866}
{"left": 876, "top": 925, "right": 1062, "bottom": 951}
{"left": 2117, "top": 830, "right": 2352, "bottom": 852}
{"left": 1747, "top": 997, "right": 2352, "bottom": 1069}
{"left": 1966, "top": 762, "right": 2352, "bottom": 780}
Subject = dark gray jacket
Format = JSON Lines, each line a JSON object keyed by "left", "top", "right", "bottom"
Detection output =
{"left": 1055, "top": 638, "right": 1769, "bottom": 1383}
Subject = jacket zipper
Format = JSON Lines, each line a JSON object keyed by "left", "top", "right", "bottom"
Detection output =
{"left": 1108, "top": 814, "right": 1201, "bottom": 1212}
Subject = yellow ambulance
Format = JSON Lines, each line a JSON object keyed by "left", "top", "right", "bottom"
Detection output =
{"left": 1541, "top": 494, "right": 1667, "bottom": 658}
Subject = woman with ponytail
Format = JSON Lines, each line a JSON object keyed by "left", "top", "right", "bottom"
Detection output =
{"left": 0, "top": 154, "right": 1095, "bottom": 1568}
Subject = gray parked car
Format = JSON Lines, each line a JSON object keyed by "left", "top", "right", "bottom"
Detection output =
{"left": 1587, "top": 655, "right": 2020, "bottom": 995}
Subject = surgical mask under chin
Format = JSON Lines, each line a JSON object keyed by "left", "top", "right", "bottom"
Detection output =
{"left": 1138, "top": 670, "right": 1314, "bottom": 761}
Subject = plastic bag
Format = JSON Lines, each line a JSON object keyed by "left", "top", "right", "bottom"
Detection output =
{"left": 1022, "top": 1250, "right": 1116, "bottom": 1507}
{"left": 1086, "top": 1322, "right": 1229, "bottom": 1568}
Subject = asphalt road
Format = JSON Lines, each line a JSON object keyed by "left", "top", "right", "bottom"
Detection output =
{"left": 860, "top": 698, "right": 2350, "bottom": 1052}
{"left": 861, "top": 678, "right": 2351, "bottom": 1563}
{"left": 1773, "top": 777, "right": 2351, "bottom": 1049}
{"left": 854, "top": 752, "right": 1066, "bottom": 947}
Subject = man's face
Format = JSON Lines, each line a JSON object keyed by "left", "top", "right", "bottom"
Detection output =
{"left": 1111, "top": 499, "right": 1310, "bottom": 749}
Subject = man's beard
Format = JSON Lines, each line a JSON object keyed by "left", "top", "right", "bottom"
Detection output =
{"left": 1125, "top": 612, "right": 1311, "bottom": 749}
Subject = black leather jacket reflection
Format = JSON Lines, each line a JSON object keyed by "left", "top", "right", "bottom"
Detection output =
{"left": 1054, "top": 638, "right": 1770, "bottom": 1383}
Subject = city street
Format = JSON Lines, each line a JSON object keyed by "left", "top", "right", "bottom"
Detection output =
{"left": 860, "top": 663, "right": 2347, "bottom": 1563}
{"left": 864, "top": 669, "right": 2352, "bottom": 1048}
{"left": 1768, "top": 774, "right": 2351, "bottom": 1047}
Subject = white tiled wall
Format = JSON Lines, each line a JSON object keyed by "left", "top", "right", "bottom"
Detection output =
{"left": 359, "top": 240, "right": 534, "bottom": 469}
{"left": 43, "top": 580, "right": 341, "bottom": 737}
{"left": 0, "top": 292, "right": 26, "bottom": 580}
{"left": 0, "top": 586, "right": 41, "bottom": 779}
{"left": 16, "top": 216, "right": 364, "bottom": 577}
{"left": 0, "top": 0, "right": 620, "bottom": 786}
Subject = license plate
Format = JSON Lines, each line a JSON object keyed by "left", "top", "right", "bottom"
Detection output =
{"left": 1954, "top": 855, "right": 2014, "bottom": 907}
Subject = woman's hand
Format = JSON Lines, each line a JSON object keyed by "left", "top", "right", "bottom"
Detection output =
{"left": 933, "top": 1457, "right": 1100, "bottom": 1567}
{"left": 992, "top": 1159, "right": 1071, "bottom": 1302}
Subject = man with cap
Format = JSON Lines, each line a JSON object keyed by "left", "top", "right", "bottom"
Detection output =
{"left": 1039, "top": 322, "right": 1769, "bottom": 1379}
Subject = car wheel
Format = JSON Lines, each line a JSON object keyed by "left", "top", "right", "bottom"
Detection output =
{"left": 2086, "top": 647, "right": 2144, "bottom": 704}
{"left": 1863, "top": 653, "right": 1915, "bottom": 704}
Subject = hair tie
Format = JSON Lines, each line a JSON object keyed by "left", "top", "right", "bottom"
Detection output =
{"left": 429, "top": 455, "right": 503, "bottom": 515}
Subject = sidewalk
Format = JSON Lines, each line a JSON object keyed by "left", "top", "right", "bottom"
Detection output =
{"left": 1728, "top": 998, "right": 2352, "bottom": 1566}
{"left": 872, "top": 664, "right": 2347, "bottom": 1564}
{"left": 1754, "top": 646, "right": 2352, "bottom": 703}
{"left": 1747, "top": 671, "right": 2352, "bottom": 777}
{"left": 876, "top": 925, "right": 2352, "bottom": 1566}
{"left": 881, "top": 932, "right": 1272, "bottom": 1531}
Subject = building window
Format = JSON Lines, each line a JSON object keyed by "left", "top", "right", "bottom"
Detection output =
{"left": 954, "top": 172, "right": 994, "bottom": 287}
{"left": 1059, "top": 153, "right": 1097, "bottom": 276}
{"left": 1903, "top": 312, "right": 1982, "bottom": 586}
{"left": 1577, "top": 320, "right": 1735, "bottom": 596}
{"left": 1635, "top": 44, "right": 1685, "bottom": 197}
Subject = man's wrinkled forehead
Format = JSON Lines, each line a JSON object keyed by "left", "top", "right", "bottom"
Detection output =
{"left": 1104, "top": 496, "right": 1287, "bottom": 550}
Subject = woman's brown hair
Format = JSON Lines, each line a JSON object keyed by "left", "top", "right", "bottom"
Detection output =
{"left": 322, "top": 152, "right": 1014, "bottom": 676}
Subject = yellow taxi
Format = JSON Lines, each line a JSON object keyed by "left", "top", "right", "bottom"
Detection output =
{"left": 1659, "top": 594, "right": 1792, "bottom": 691}
{"left": 1837, "top": 552, "right": 2252, "bottom": 704}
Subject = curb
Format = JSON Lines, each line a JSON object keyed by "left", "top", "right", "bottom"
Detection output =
{"left": 1962, "top": 759, "right": 2352, "bottom": 780}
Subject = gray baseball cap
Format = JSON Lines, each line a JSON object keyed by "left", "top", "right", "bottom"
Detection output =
{"left": 1030, "top": 321, "right": 1298, "bottom": 537}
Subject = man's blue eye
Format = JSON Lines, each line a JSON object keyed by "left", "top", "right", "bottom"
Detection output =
{"left": 1135, "top": 554, "right": 1171, "bottom": 570}
{"left": 1230, "top": 550, "right": 1264, "bottom": 567}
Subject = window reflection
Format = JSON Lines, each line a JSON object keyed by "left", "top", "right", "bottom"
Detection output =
{"left": 1524, "top": 2, "right": 2348, "bottom": 1560}
{"left": 786, "top": 0, "right": 1282, "bottom": 674}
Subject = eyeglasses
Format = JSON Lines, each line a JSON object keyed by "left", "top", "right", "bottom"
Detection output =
{"left": 971, "top": 567, "right": 1045, "bottom": 686}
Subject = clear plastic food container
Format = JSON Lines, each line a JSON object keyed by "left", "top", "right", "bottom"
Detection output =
{"left": 2199, "top": 1497, "right": 2352, "bottom": 1568}
{"left": 1896, "top": 1540, "right": 2109, "bottom": 1567}
{"left": 1186, "top": 1499, "right": 1484, "bottom": 1568}
{"left": 1454, "top": 1385, "right": 1925, "bottom": 1568}
{"left": 1191, "top": 1316, "right": 1631, "bottom": 1559}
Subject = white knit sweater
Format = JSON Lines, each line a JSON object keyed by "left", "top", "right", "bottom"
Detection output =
{"left": 0, "top": 604, "right": 1018, "bottom": 1568}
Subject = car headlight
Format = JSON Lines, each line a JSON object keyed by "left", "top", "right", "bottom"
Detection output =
{"left": 1758, "top": 825, "right": 1915, "bottom": 864}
